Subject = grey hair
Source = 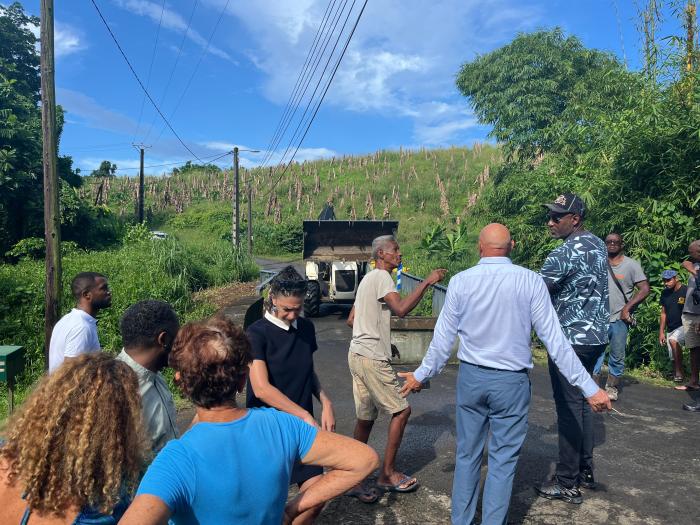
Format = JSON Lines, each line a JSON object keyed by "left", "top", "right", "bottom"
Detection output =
{"left": 371, "top": 235, "right": 397, "bottom": 259}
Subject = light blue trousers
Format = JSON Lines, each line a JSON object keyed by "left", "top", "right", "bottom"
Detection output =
{"left": 451, "top": 362, "right": 531, "bottom": 525}
{"left": 593, "top": 320, "right": 629, "bottom": 377}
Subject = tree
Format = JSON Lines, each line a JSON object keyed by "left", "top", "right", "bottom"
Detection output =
{"left": 0, "top": 2, "right": 82, "bottom": 256}
{"left": 91, "top": 160, "right": 118, "bottom": 178}
{"left": 456, "top": 29, "right": 636, "bottom": 160}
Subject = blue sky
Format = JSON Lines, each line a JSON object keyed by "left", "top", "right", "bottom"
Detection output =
{"left": 15, "top": 1, "right": 687, "bottom": 175}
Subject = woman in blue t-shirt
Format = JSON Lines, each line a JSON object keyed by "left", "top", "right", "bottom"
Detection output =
{"left": 119, "top": 316, "right": 378, "bottom": 525}
{"left": 247, "top": 266, "right": 340, "bottom": 519}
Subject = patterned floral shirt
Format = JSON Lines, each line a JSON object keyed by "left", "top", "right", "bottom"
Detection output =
{"left": 540, "top": 231, "right": 610, "bottom": 346}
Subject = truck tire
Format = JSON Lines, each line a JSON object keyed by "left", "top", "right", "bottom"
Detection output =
{"left": 304, "top": 280, "right": 321, "bottom": 317}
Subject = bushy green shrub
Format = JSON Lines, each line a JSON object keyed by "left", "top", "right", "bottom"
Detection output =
{"left": 0, "top": 233, "right": 258, "bottom": 418}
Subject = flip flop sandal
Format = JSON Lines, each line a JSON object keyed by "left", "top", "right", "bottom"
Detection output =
{"left": 674, "top": 384, "right": 700, "bottom": 391}
{"left": 345, "top": 487, "right": 380, "bottom": 504}
{"left": 377, "top": 475, "right": 419, "bottom": 493}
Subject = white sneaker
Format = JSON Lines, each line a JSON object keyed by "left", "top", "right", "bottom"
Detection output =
{"left": 605, "top": 385, "right": 618, "bottom": 401}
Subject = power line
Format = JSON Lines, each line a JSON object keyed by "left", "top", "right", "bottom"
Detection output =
{"left": 66, "top": 143, "right": 133, "bottom": 152}
{"left": 259, "top": 0, "right": 338, "bottom": 167}
{"left": 89, "top": 0, "right": 203, "bottom": 161}
{"left": 141, "top": 0, "right": 199, "bottom": 143}
{"left": 265, "top": 0, "right": 352, "bottom": 171}
{"left": 132, "top": 0, "right": 166, "bottom": 142}
{"left": 151, "top": 0, "right": 231, "bottom": 147}
{"left": 262, "top": 0, "right": 368, "bottom": 198}
{"left": 77, "top": 150, "right": 231, "bottom": 173}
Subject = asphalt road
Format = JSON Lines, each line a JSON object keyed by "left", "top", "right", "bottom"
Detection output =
{"left": 303, "top": 305, "right": 700, "bottom": 525}
{"left": 178, "top": 291, "right": 700, "bottom": 524}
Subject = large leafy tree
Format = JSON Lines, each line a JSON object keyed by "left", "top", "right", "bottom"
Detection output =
{"left": 456, "top": 29, "right": 636, "bottom": 160}
{"left": 91, "top": 160, "right": 118, "bottom": 178}
{"left": 0, "top": 2, "right": 81, "bottom": 255}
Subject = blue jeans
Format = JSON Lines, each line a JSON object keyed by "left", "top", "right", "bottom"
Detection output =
{"left": 452, "top": 362, "right": 531, "bottom": 525}
{"left": 593, "top": 320, "right": 628, "bottom": 377}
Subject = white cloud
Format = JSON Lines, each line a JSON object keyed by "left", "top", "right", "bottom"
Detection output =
{"left": 206, "top": 0, "right": 542, "bottom": 146}
{"left": 57, "top": 88, "right": 138, "bottom": 134}
{"left": 55, "top": 22, "right": 86, "bottom": 57}
{"left": 115, "top": 0, "right": 234, "bottom": 62}
{"left": 23, "top": 19, "right": 86, "bottom": 59}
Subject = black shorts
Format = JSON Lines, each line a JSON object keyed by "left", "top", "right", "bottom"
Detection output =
{"left": 291, "top": 462, "right": 323, "bottom": 487}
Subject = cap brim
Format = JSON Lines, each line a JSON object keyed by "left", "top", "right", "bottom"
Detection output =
{"left": 542, "top": 203, "right": 568, "bottom": 214}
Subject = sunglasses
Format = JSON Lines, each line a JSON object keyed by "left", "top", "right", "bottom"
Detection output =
{"left": 548, "top": 213, "right": 572, "bottom": 224}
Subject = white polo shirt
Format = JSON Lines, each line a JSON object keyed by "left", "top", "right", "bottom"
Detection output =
{"left": 48, "top": 308, "right": 101, "bottom": 372}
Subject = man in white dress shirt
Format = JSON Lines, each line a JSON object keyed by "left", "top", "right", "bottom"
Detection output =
{"left": 400, "top": 224, "right": 610, "bottom": 525}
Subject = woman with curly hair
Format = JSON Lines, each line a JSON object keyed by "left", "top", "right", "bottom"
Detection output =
{"left": 246, "top": 266, "right": 337, "bottom": 521}
{"left": 0, "top": 353, "right": 146, "bottom": 524}
{"left": 120, "top": 316, "right": 378, "bottom": 525}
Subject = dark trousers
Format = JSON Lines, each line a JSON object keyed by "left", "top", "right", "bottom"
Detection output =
{"left": 547, "top": 343, "right": 606, "bottom": 488}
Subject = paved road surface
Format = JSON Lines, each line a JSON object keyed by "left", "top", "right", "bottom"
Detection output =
{"left": 179, "top": 298, "right": 700, "bottom": 524}
{"left": 305, "top": 306, "right": 699, "bottom": 525}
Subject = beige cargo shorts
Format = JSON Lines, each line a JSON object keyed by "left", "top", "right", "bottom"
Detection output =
{"left": 682, "top": 313, "right": 700, "bottom": 349}
{"left": 348, "top": 351, "right": 409, "bottom": 421}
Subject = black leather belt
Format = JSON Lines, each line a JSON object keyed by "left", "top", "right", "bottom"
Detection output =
{"left": 460, "top": 360, "right": 527, "bottom": 374}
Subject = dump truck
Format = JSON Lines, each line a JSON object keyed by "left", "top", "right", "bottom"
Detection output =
{"left": 303, "top": 205, "right": 398, "bottom": 317}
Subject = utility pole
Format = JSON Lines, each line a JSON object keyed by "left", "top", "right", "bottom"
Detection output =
{"left": 231, "top": 146, "right": 259, "bottom": 249}
{"left": 247, "top": 181, "right": 253, "bottom": 255}
{"left": 132, "top": 143, "right": 150, "bottom": 223}
{"left": 233, "top": 146, "right": 240, "bottom": 248}
{"left": 41, "top": 0, "right": 60, "bottom": 371}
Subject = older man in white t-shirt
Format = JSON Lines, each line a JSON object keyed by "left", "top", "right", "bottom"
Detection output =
{"left": 48, "top": 272, "right": 112, "bottom": 372}
{"left": 346, "top": 235, "right": 445, "bottom": 496}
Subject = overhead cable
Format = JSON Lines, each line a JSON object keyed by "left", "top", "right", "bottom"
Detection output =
{"left": 262, "top": 0, "right": 368, "bottom": 198}
{"left": 132, "top": 0, "right": 166, "bottom": 141}
{"left": 259, "top": 0, "right": 338, "bottom": 167}
{"left": 151, "top": 0, "right": 231, "bottom": 146}
{"left": 89, "top": 0, "right": 203, "bottom": 161}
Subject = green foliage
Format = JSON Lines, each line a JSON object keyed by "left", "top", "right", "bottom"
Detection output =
{"left": 123, "top": 222, "right": 153, "bottom": 244}
{"left": 458, "top": 24, "right": 700, "bottom": 375}
{"left": 5, "top": 237, "right": 45, "bottom": 259}
{"left": 0, "top": 233, "right": 258, "bottom": 417}
{"left": 456, "top": 29, "right": 636, "bottom": 160}
{"left": 171, "top": 161, "right": 222, "bottom": 176}
{"left": 90, "top": 160, "right": 118, "bottom": 178}
{"left": 0, "top": 3, "right": 88, "bottom": 257}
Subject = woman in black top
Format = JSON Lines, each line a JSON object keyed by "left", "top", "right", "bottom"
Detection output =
{"left": 246, "top": 266, "right": 336, "bottom": 522}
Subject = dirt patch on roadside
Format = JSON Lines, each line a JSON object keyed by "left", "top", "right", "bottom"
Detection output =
{"left": 193, "top": 281, "right": 258, "bottom": 309}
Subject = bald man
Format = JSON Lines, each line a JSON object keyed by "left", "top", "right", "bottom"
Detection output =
{"left": 400, "top": 224, "right": 610, "bottom": 525}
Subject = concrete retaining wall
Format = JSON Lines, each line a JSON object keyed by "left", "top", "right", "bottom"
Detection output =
{"left": 390, "top": 316, "right": 458, "bottom": 365}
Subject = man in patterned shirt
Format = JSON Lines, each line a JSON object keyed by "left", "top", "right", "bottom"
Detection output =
{"left": 535, "top": 192, "right": 610, "bottom": 504}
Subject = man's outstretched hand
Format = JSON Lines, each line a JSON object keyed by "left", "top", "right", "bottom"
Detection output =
{"left": 398, "top": 372, "right": 423, "bottom": 398}
{"left": 425, "top": 269, "right": 447, "bottom": 285}
{"left": 586, "top": 388, "right": 612, "bottom": 412}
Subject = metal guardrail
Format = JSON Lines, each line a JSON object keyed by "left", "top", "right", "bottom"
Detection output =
{"left": 401, "top": 272, "right": 447, "bottom": 317}
{"left": 257, "top": 268, "right": 447, "bottom": 316}
{"left": 257, "top": 269, "right": 279, "bottom": 295}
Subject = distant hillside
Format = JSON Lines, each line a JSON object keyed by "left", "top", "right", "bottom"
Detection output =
{"left": 80, "top": 144, "right": 502, "bottom": 265}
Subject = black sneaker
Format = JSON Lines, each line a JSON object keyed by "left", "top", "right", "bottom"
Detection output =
{"left": 578, "top": 468, "right": 596, "bottom": 490}
{"left": 535, "top": 480, "right": 583, "bottom": 504}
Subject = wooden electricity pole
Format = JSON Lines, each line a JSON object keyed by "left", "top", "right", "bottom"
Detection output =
{"left": 233, "top": 146, "right": 240, "bottom": 248}
{"left": 133, "top": 143, "right": 150, "bottom": 223}
{"left": 41, "top": 0, "right": 60, "bottom": 371}
{"left": 247, "top": 181, "right": 253, "bottom": 255}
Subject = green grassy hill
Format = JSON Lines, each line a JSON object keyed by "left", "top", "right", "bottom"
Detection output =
{"left": 83, "top": 144, "right": 502, "bottom": 275}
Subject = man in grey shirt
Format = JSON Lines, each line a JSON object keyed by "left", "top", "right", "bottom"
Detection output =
{"left": 681, "top": 240, "right": 700, "bottom": 410}
{"left": 593, "top": 233, "right": 650, "bottom": 400}
{"left": 117, "top": 300, "right": 180, "bottom": 452}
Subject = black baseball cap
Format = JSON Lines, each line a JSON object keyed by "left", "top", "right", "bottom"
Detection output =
{"left": 542, "top": 192, "right": 586, "bottom": 217}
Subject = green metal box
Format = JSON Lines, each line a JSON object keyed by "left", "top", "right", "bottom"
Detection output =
{"left": 0, "top": 346, "right": 25, "bottom": 383}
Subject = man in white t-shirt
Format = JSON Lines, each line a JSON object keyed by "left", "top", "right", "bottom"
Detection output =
{"left": 347, "top": 235, "right": 445, "bottom": 496}
{"left": 48, "top": 272, "right": 112, "bottom": 372}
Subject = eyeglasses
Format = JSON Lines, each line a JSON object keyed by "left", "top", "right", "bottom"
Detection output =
{"left": 605, "top": 240, "right": 622, "bottom": 245}
{"left": 548, "top": 213, "right": 572, "bottom": 224}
